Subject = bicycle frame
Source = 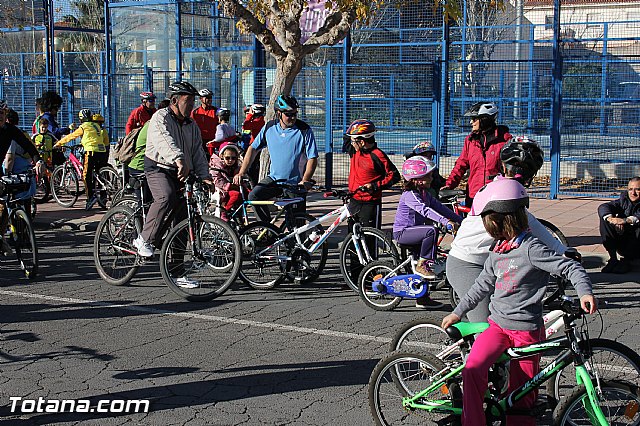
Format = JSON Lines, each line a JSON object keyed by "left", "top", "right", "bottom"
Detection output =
{"left": 402, "top": 327, "right": 609, "bottom": 425}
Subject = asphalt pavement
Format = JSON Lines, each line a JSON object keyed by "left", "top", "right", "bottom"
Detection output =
{"left": 0, "top": 193, "right": 639, "bottom": 425}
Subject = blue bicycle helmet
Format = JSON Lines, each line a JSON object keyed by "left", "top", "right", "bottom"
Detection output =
{"left": 274, "top": 95, "right": 299, "bottom": 112}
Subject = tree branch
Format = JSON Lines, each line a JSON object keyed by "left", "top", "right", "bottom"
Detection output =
{"left": 217, "top": 0, "right": 286, "bottom": 58}
{"left": 302, "top": 9, "right": 355, "bottom": 55}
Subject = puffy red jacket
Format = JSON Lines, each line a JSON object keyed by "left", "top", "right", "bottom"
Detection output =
{"left": 125, "top": 105, "right": 156, "bottom": 135}
{"left": 445, "top": 125, "right": 511, "bottom": 199}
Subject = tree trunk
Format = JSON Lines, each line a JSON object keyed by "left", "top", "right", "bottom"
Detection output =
{"left": 258, "top": 54, "right": 304, "bottom": 180}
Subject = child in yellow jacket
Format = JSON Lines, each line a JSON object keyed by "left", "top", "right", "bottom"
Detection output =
{"left": 54, "top": 108, "right": 109, "bottom": 210}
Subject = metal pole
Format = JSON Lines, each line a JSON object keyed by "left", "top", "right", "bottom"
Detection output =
{"left": 440, "top": 14, "right": 451, "bottom": 156}
{"left": 513, "top": 0, "right": 524, "bottom": 120}
{"left": 550, "top": 0, "right": 563, "bottom": 199}
{"left": 324, "top": 61, "right": 333, "bottom": 189}
{"left": 104, "top": 0, "right": 113, "bottom": 140}
{"left": 175, "top": 0, "right": 182, "bottom": 80}
{"left": 600, "top": 24, "right": 608, "bottom": 136}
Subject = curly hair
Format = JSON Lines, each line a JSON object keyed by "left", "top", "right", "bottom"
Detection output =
{"left": 38, "top": 91, "right": 64, "bottom": 112}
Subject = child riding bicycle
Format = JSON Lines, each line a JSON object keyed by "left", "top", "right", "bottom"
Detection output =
{"left": 441, "top": 178, "right": 597, "bottom": 426}
{"left": 209, "top": 142, "right": 245, "bottom": 221}
{"left": 393, "top": 156, "right": 462, "bottom": 308}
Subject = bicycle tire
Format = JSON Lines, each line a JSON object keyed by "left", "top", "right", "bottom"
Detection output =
{"left": 160, "top": 215, "right": 241, "bottom": 302}
{"left": 357, "top": 260, "right": 402, "bottom": 311}
{"left": 238, "top": 221, "right": 286, "bottom": 290}
{"left": 552, "top": 381, "right": 640, "bottom": 426}
{"left": 339, "top": 227, "right": 400, "bottom": 292}
{"left": 93, "top": 205, "right": 141, "bottom": 286}
{"left": 390, "top": 317, "right": 463, "bottom": 361}
{"left": 283, "top": 213, "right": 328, "bottom": 285}
{"left": 111, "top": 194, "right": 140, "bottom": 212}
{"left": 10, "top": 209, "right": 38, "bottom": 279}
{"left": 97, "top": 166, "right": 121, "bottom": 206}
{"left": 369, "top": 350, "right": 450, "bottom": 426}
{"left": 51, "top": 165, "right": 79, "bottom": 208}
{"left": 449, "top": 281, "right": 460, "bottom": 309}
{"left": 33, "top": 173, "right": 51, "bottom": 203}
{"left": 547, "top": 338, "right": 640, "bottom": 401}
{"left": 539, "top": 218, "right": 569, "bottom": 247}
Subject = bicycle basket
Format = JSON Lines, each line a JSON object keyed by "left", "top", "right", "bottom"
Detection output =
{"left": 1, "top": 174, "right": 32, "bottom": 195}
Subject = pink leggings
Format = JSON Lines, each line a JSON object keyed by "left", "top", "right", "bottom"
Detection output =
{"left": 462, "top": 319, "right": 544, "bottom": 426}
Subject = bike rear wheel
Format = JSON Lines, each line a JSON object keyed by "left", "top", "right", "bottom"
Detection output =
{"left": 97, "top": 166, "right": 122, "bottom": 207}
{"left": 160, "top": 215, "right": 241, "bottom": 301}
{"left": 390, "top": 317, "right": 463, "bottom": 361}
{"left": 34, "top": 173, "right": 51, "bottom": 203}
{"left": 339, "top": 227, "right": 399, "bottom": 292}
{"left": 369, "top": 350, "right": 450, "bottom": 426}
{"left": 357, "top": 260, "right": 402, "bottom": 311}
{"left": 539, "top": 218, "right": 569, "bottom": 247}
{"left": 51, "top": 165, "right": 79, "bottom": 208}
{"left": 238, "top": 222, "right": 286, "bottom": 290}
{"left": 553, "top": 381, "right": 640, "bottom": 426}
{"left": 93, "top": 205, "right": 141, "bottom": 285}
{"left": 10, "top": 209, "right": 38, "bottom": 279}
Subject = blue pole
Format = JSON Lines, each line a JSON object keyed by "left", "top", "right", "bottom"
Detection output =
{"left": 431, "top": 62, "right": 441, "bottom": 161}
{"left": 600, "top": 23, "right": 608, "bottom": 136}
{"left": 175, "top": 0, "right": 182, "bottom": 80}
{"left": 527, "top": 25, "right": 534, "bottom": 129}
{"left": 230, "top": 64, "right": 238, "bottom": 129}
{"left": 325, "top": 61, "right": 333, "bottom": 189}
{"left": 549, "top": 0, "right": 563, "bottom": 199}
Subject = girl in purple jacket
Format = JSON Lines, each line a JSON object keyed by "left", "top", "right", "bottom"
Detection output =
{"left": 393, "top": 157, "right": 463, "bottom": 308}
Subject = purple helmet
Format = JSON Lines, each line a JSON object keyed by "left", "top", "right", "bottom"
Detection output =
{"left": 401, "top": 156, "right": 436, "bottom": 181}
{"left": 470, "top": 178, "right": 529, "bottom": 216}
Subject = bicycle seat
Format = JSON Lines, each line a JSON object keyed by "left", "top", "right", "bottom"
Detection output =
{"left": 274, "top": 197, "right": 304, "bottom": 208}
{"left": 445, "top": 321, "right": 489, "bottom": 342}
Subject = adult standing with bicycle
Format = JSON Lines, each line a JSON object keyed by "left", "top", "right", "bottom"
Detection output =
{"left": 0, "top": 100, "right": 45, "bottom": 256}
{"left": 442, "top": 101, "right": 511, "bottom": 207}
{"left": 132, "top": 81, "right": 213, "bottom": 261}
{"left": 233, "top": 95, "right": 318, "bottom": 222}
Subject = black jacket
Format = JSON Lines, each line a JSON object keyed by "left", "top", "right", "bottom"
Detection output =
{"left": 598, "top": 191, "right": 640, "bottom": 222}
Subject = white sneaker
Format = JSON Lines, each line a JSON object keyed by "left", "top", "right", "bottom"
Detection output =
{"left": 176, "top": 277, "right": 200, "bottom": 289}
{"left": 133, "top": 236, "right": 154, "bottom": 257}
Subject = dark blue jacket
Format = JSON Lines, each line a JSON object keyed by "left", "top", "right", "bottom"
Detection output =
{"left": 598, "top": 191, "right": 640, "bottom": 222}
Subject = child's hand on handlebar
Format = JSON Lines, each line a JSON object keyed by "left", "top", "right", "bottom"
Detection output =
{"left": 580, "top": 294, "right": 597, "bottom": 314}
{"left": 441, "top": 313, "right": 461, "bottom": 329}
{"left": 445, "top": 220, "right": 459, "bottom": 233}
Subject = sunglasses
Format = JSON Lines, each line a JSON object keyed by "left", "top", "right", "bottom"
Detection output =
{"left": 283, "top": 111, "right": 298, "bottom": 118}
{"left": 223, "top": 156, "right": 237, "bottom": 160}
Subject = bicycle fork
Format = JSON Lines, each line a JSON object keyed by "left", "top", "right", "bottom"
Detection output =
{"left": 350, "top": 223, "right": 371, "bottom": 265}
{"left": 574, "top": 365, "right": 610, "bottom": 425}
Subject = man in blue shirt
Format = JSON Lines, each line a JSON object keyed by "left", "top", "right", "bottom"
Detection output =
{"left": 234, "top": 95, "right": 318, "bottom": 221}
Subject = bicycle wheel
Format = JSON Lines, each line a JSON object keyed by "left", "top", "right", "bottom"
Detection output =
{"left": 283, "top": 213, "right": 328, "bottom": 284}
{"left": 238, "top": 222, "right": 286, "bottom": 290}
{"left": 10, "top": 209, "right": 38, "bottom": 279}
{"left": 449, "top": 283, "right": 460, "bottom": 309}
{"left": 160, "top": 215, "right": 241, "bottom": 302}
{"left": 51, "top": 165, "right": 79, "bottom": 208}
{"left": 93, "top": 205, "right": 141, "bottom": 286}
{"left": 33, "top": 173, "right": 51, "bottom": 203}
{"left": 369, "top": 350, "right": 451, "bottom": 426}
{"left": 390, "top": 317, "right": 463, "bottom": 361}
{"left": 98, "top": 166, "right": 121, "bottom": 206}
{"left": 339, "top": 227, "right": 400, "bottom": 292}
{"left": 539, "top": 218, "right": 569, "bottom": 247}
{"left": 357, "top": 260, "right": 402, "bottom": 311}
{"left": 553, "top": 381, "right": 640, "bottom": 426}
{"left": 111, "top": 195, "right": 139, "bottom": 211}
{"left": 548, "top": 338, "right": 640, "bottom": 401}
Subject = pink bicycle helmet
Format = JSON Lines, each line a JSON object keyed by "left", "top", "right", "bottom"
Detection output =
{"left": 401, "top": 156, "right": 436, "bottom": 180}
{"left": 219, "top": 142, "right": 241, "bottom": 156}
{"left": 470, "top": 178, "right": 529, "bottom": 216}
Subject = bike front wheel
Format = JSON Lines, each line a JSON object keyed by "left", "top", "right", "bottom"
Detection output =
{"left": 339, "top": 227, "right": 399, "bottom": 292}
{"left": 369, "top": 350, "right": 451, "bottom": 426}
{"left": 553, "top": 381, "right": 640, "bottom": 426}
{"left": 97, "top": 166, "right": 122, "bottom": 207}
{"left": 238, "top": 222, "right": 285, "bottom": 290}
{"left": 357, "top": 260, "right": 402, "bottom": 311}
{"left": 93, "top": 205, "right": 141, "bottom": 286}
{"left": 283, "top": 213, "right": 328, "bottom": 285}
{"left": 160, "top": 215, "right": 241, "bottom": 302}
{"left": 51, "top": 165, "right": 79, "bottom": 208}
{"left": 10, "top": 209, "right": 38, "bottom": 279}
{"left": 548, "top": 338, "right": 640, "bottom": 401}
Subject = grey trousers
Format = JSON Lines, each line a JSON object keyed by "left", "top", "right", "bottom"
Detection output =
{"left": 446, "top": 255, "right": 490, "bottom": 323}
{"left": 141, "top": 168, "right": 184, "bottom": 246}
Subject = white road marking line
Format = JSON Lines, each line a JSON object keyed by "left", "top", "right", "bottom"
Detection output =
{"left": 0, "top": 290, "right": 391, "bottom": 344}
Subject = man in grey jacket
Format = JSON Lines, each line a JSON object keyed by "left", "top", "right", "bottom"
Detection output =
{"left": 133, "top": 81, "right": 212, "bottom": 264}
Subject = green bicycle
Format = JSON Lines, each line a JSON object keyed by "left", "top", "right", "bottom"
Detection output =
{"left": 369, "top": 297, "right": 640, "bottom": 425}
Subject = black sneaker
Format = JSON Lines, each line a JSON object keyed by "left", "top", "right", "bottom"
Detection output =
{"left": 85, "top": 196, "right": 97, "bottom": 211}
{"left": 601, "top": 258, "right": 619, "bottom": 273}
{"left": 614, "top": 258, "right": 631, "bottom": 274}
{"left": 415, "top": 296, "right": 444, "bottom": 309}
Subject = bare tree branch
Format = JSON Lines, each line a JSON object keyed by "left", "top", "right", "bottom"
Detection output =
{"left": 302, "top": 9, "right": 355, "bottom": 55}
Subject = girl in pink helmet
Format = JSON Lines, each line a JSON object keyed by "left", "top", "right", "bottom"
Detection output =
{"left": 442, "top": 178, "right": 597, "bottom": 426}
{"left": 393, "top": 156, "right": 463, "bottom": 309}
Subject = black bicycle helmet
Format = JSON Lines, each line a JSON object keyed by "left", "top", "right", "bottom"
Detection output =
{"left": 78, "top": 108, "right": 93, "bottom": 122}
{"left": 274, "top": 95, "right": 299, "bottom": 112}
{"left": 167, "top": 81, "right": 198, "bottom": 98}
{"left": 198, "top": 88, "right": 213, "bottom": 97}
{"left": 216, "top": 107, "right": 231, "bottom": 120}
{"left": 500, "top": 136, "right": 544, "bottom": 187}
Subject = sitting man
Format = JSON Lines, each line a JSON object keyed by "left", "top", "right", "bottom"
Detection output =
{"left": 232, "top": 95, "right": 318, "bottom": 222}
{"left": 598, "top": 176, "right": 640, "bottom": 274}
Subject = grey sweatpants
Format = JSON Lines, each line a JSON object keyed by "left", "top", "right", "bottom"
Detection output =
{"left": 446, "top": 255, "right": 490, "bottom": 323}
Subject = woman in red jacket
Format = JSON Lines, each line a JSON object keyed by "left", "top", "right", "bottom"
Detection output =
{"left": 442, "top": 102, "right": 512, "bottom": 206}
